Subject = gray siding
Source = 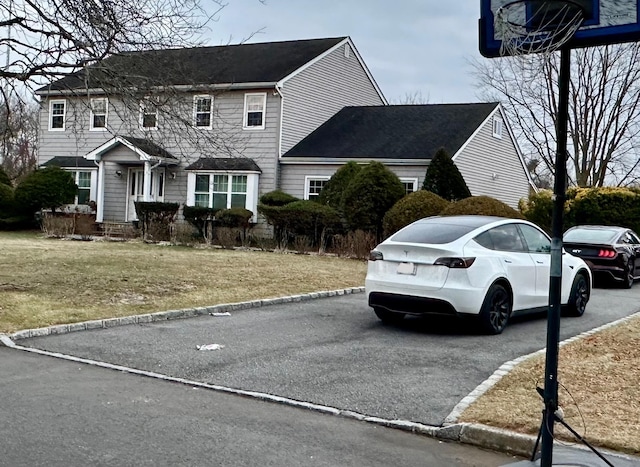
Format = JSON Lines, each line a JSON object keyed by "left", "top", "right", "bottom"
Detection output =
{"left": 280, "top": 42, "right": 385, "bottom": 155}
{"left": 102, "top": 161, "right": 127, "bottom": 221}
{"left": 453, "top": 112, "right": 531, "bottom": 209}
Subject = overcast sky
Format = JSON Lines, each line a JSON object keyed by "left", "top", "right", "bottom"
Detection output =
{"left": 204, "top": 0, "right": 483, "bottom": 104}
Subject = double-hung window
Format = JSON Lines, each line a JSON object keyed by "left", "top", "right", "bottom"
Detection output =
{"left": 90, "top": 97, "right": 108, "bottom": 130}
{"left": 243, "top": 93, "right": 266, "bottom": 129}
{"left": 69, "top": 170, "right": 92, "bottom": 204}
{"left": 49, "top": 99, "right": 66, "bottom": 130}
{"left": 194, "top": 174, "right": 248, "bottom": 210}
{"left": 400, "top": 178, "right": 418, "bottom": 195}
{"left": 304, "top": 176, "right": 330, "bottom": 201}
{"left": 492, "top": 116, "right": 503, "bottom": 139}
{"left": 140, "top": 98, "right": 158, "bottom": 129}
{"left": 194, "top": 95, "right": 213, "bottom": 128}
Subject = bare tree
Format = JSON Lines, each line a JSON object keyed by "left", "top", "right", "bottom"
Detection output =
{"left": 472, "top": 44, "right": 640, "bottom": 187}
{"left": 0, "top": 92, "right": 37, "bottom": 183}
{"left": 392, "top": 90, "right": 431, "bottom": 105}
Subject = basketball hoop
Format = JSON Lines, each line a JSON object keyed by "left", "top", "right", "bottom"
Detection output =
{"left": 495, "top": 0, "right": 587, "bottom": 56}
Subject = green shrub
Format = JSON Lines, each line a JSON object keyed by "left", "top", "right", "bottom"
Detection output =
{"left": 183, "top": 205, "right": 218, "bottom": 241}
{"left": 216, "top": 207, "right": 253, "bottom": 228}
{"left": 318, "top": 161, "right": 362, "bottom": 211}
{"left": 259, "top": 190, "right": 298, "bottom": 207}
{"left": 134, "top": 201, "right": 179, "bottom": 241}
{"left": 382, "top": 190, "right": 450, "bottom": 237}
{"left": 569, "top": 187, "right": 640, "bottom": 233}
{"left": 0, "top": 167, "right": 11, "bottom": 187}
{"left": 441, "top": 195, "right": 524, "bottom": 218}
{"left": 14, "top": 166, "right": 77, "bottom": 214}
{"left": 282, "top": 200, "right": 341, "bottom": 249}
{"left": 341, "top": 161, "right": 405, "bottom": 240}
{"left": 422, "top": 147, "right": 471, "bottom": 201}
{"left": 519, "top": 189, "right": 554, "bottom": 233}
{"left": 0, "top": 183, "right": 14, "bottom": 215}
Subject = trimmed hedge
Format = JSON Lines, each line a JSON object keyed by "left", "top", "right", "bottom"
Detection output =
{"left": 382, "top": 190, "right": 450, "bottom": 238}
{"left": 14, "top": 166, "right": 77, "bottom": 214}
{"left": 441, "top": 195, "right": 524, "bottom": 218}
{"left": 216, "top": 207, "right": 253, "bottom": 228}
{"left": 134, "top": 201, "right": 179, "bottom": 241}
{"left": 318, "top": 161, "right": 362, "bottom": 211}
{"left": 259, "top": 189, "right": 298, "bottom": 207}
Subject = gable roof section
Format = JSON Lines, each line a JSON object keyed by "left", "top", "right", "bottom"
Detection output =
{"left": 185, "top": 157, "right": 261, "bottom": 172}
{"left": 281, "top": 103, "right": 499, "bottom": 161}
{"left": 85, "top": 136, "right": 177, "bottom": 162}
{"left": 38, "top": 37, "right": 347, "bottom": 93}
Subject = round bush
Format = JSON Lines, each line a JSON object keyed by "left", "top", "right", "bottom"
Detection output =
{"left": 519, "top": 189, "right": 554, "bottom": 233}
{"left": 216, "top": 207, "right": 253, "bottom": 228}
{"left": 382, "top": 190, "right": 449, "bottom": 237}
{"left": 440, "top": 195, "right": 524, "bottom": 218}
{"left": 318, "top": 161, "right": 362, "bottom": 210}
{"left": 14, "top": 166, "right": 77, "bottom": 214}
{"left": 259, "top": 190, "right": 298, "bottom": 207}
{"left": 0, "top": 183, "right": 14, "bottom": 214}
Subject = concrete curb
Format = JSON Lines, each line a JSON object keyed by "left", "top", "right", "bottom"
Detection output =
{"left": 5, "top": 286, "right": 365, "bottom": 342}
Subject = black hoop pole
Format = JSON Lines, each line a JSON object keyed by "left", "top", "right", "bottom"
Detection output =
{"left": 540, "top": 46, "right": 571, "bottom": 467}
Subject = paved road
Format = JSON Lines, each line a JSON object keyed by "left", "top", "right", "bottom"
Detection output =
{"left": 0, "top": 346, "right": 521, "bottom": 467}
{"left": 17, "top": 284, "right": 640, "bottom": 428}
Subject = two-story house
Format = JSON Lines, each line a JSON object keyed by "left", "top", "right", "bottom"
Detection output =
{"left": 36, "top": 37, "right": 386, "bottom": 224}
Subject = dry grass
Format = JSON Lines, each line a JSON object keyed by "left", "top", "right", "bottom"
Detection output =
{"left": 0, "top": 232, "right": 366, "bottom": 333}
{"left": 459, "top": 314, "right": 640, "bottom": 456}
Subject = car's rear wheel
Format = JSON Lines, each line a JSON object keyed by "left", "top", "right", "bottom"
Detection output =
{"left": 622, "top": 258, "right": 634, "bottom": 289}
{"left": 479, "top": 284, "right": 511, "bottom": 335}
{"left": 373, "top": 307, "right": 405, "bottom": 324}
{"left": 565, "top": 273, "right": 590, "bottom": 317}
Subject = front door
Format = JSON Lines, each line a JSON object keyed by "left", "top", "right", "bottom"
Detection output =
{"left": 126, "top": 168, "right": 165, "bottom": 221}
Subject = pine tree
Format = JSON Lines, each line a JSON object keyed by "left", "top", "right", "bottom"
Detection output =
{"left": 422, "top": 147, "right": 471, "bottom": 201}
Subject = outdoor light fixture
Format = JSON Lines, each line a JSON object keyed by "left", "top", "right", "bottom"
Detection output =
{"left": 115, "top": 170, "right": 122, "bottom": 177}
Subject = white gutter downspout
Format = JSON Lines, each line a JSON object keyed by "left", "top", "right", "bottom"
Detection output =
{"left": 274, "top": 83, "right": 285, "bottom": 190}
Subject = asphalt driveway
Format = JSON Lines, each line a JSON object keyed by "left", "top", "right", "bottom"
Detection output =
{"left": 16, "top": 284, "right": 640, "bottom": 428}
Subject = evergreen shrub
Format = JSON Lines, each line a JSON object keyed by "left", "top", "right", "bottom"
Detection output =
{"left": 382, "top": 190, "right": 449, "bottom": 238}
{"left": 441, "top": 195, "right": 523, "bottom": 218}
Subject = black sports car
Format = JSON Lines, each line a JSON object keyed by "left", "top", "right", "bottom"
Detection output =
{"left": 563, "top": 225, "right": 640, "bottom": 288}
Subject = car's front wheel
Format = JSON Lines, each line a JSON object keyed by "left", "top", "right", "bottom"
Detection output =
{"left": 479, "top": 284, "right": 511, "bottom": 335}
{"left": 374, "top": 307, "right": 405, "bottom": 325}
{"left": 565, "top": 273, "right": 590, "bottom": 317}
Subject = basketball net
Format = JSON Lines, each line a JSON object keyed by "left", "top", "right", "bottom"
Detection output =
{"left": 495, "top": 0, "right": 586, "bottom": 57}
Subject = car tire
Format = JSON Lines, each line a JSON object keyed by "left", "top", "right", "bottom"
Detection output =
{"left": 373, "top": 307, "right": 405, "bottom": 324}
{"left": 479, "top": 284, "right": 511, "bottom": 335}
{"left": 622, "top": 258, "right": 634, "bottom": 289}
{"left": 565, "top": 273, "right": 590, "bottom": 317}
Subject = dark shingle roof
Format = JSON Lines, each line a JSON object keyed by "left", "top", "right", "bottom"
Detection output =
{"left": 39, "top": 37, "right": 347, "bottom": 92}
{"left": 120, "top": 136, "right": 177, "bottom": 160}
{"left": 41, "top": 156, "right": 96, "bottom": 168}
{"left": 282, "top": 103, "right": 500, "bottom": 160}
{"left": 185, "top": 158, "right": 261, "bottom": 172}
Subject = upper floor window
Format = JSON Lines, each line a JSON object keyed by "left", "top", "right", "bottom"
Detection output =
{"left": 49, "top": 99, "right": 66, "bottom": 130}
{"left": 243, "top": 93, "right": 266, "bottom": 129}
{"left": 400, "top": 178, "right": 418, "bottom": 195}
{"left": 492, "top": 116, "right": 503, "bottom": 139}
{"left": 90, "top": 97, "right": 108, "bottom": 130}
{"left": 304, "top": 176, "right": 330, "bottom": 201}
{"left": 194, "top": 95, "right": 213, "bottom": 128}
{"left": 140, "top": 98, "right": 158, "bottom": 129}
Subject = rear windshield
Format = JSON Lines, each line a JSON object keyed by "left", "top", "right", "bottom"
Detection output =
{"left": 391, "top": 222, "right": 477, "bottom": 244}
{"left": 564, "top": 228, "right": 618, "bottom": 243}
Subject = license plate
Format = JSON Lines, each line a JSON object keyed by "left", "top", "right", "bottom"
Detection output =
{"left": 397, "top": 262, "right": 416, "bottom": 275}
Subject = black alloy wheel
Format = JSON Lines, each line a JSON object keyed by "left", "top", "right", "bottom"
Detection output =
{"left": 565, "top": 274, "right": 590, "bottom": 317}
{"left": 622, "top": 258, "right": 635, "bottom": 289}
{"left": 479, "top": 284, "right": 511, "bottom": 335}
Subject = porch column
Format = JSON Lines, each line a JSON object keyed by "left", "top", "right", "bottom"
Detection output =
{"left": 143, "top": 161, "right": 152, "bottom": 202}
{"left": 96, "top": 160, "right": 105, "bottom": 222}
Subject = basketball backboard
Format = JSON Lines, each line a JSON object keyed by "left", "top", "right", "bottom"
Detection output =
{"left": 480, "top": 0, "right": 640, "bottom": 57}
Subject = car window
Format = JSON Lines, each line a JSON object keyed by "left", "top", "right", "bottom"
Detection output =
{"left": 474, "top": 224, "right": 526, "bottom": 252}
{"left": 518, "top": 224, "right": 551, "bottom": 254}
{"left": 623, "top": 231, "right": 640, "bottom": 244}
{"left": 564, "top": 228, "right": 618, "bottom": 243}
{"left": 391, "top": 222, "right": 477, "bottom": 244}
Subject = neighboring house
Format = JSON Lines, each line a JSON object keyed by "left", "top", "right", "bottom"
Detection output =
{"left": 279, "top": 103, "right": 537, "bottom": 208}
{"left": 36, "top": 37, "right": 386, "bottom": 224}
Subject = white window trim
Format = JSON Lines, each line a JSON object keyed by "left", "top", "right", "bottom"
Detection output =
{"left": 400, "top": 177, "right": 418, "bottom": 195}
{"left": 492, "top": 117, "right": 503, "bottom": 139}
{"left": 89, "top": 97, "right": 108, "bottom": 131}
{"left": 49, "top": 99, "right": 66, "bottom": 131}
{"left": 304, "top": 175, "right": 330, "bottom": 200}
{"left": 187, "top": 171, "right": 260, "bottom": 222}
{"left": 139, "top": 98, "right": 158, "bottom": 130}
{"left": 193, "top": 94, "right": 213, "bottom": 129}
{"left": 64, "top": 168, "right": 97, "bottom": 205}
{"left": 243, "top": 92, "right": 267, "bottom": 130}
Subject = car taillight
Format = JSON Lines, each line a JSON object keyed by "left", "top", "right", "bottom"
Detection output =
{"left": 598, "top": 249, "right": 616, "bottom": 258}
{"left": 434, "top": 257, "right": 476, "bottom": 268}
{"left": 369, "top": 250, "right": 384, "bottom": 261}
